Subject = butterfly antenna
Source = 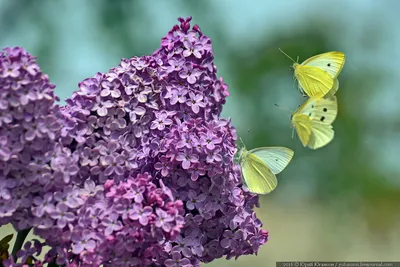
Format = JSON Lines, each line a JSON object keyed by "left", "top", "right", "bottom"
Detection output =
{"left": 291, "top": 127, "right": 295, "bottom": 140}
{"left": 296, "top": 55, "right": 299, "bottom": 63}
{"left": 274, "top": 103, "right": 293, "bottom": 115}
{"left": 278, "top": 48, "right": 296, "bottom": 63}
{"left": 239, "top": 137, "right": 245, "bottom": 149}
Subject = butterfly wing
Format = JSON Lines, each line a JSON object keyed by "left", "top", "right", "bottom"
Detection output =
{"left": 295, "top": 65, "right": 334, "bottom": 97}
{"left": 301, "top": 51, "right": 345, "bottom": 79}
{"left": 326, "top": 79, "right": 339, "bottom": 97}
{"left": 292, "top": 113, "right": 312, "bottom": 147}
{"left": 304, "top": 96, "right": 338, "bottom": 125}
{"left": 307, "top": 121, "right": 335, "bottom": 149}
{"left": 249, "top": 147, "right": 294, "bottom": 174}
{"left": 240, "top": 153, "right": 277, "bottom": 194}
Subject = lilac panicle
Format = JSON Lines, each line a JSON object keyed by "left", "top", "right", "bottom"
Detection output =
{"left": 0, "top": 16, "right": 268, "bottom": 267}
{"left": 0, "top": 47, "right": 67, "bottom": 228}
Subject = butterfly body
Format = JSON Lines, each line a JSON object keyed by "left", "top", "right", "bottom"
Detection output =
{"left": 291, "top": 95, "right": 338, "bottom": 149}
{"left": 239, "top": 146, "right": 294, "bottom": 194}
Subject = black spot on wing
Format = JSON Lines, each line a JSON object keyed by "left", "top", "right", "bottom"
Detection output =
{"left": 323, "top": 108, "right": 327, "bottom": 112}
{"left": 327, "top": 63, "right": 331, "bottom": 67}
{"left": 320, "top": 116, "right": 325, "bottom": 122}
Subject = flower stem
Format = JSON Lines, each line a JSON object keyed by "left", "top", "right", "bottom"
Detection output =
{"left": 48, "top": 261, "right": 58, "bottom": 267}
{"left": 11, "top": 228, "right": 31, "bottom": 257}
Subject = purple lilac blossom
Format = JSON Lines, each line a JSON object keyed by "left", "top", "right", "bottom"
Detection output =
{"left": 0, "top": 16, "right": 268, "bottom": 267}
{"left": 0, "top": 47, "right": 68, "bottom": 228}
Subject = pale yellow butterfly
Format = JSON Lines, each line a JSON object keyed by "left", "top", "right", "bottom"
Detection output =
{"left": 279, "top": 49, "right": 345, "bottom": 98}
{"left": 238, "top": 145, "right": 294, "bottom": 194}
{"left": 291, "top": 95, "right": 338, "bottom": 149}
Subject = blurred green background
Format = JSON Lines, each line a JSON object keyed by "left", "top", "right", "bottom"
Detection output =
{"left": 1, "top": 0, "right": 400, "bottom": 265}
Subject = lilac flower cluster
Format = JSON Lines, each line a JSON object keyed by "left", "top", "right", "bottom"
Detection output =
{"left": 36, "top": 174, "right": 184, "bottom": 267}
{"left": 0, "top": 47, "right": 70, "bottom": 228}
{"left": 0, "top": 17, "right": 268, "bottom": 266}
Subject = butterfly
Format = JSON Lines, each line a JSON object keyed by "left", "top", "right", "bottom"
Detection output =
{"left": 280, "top": 49, "right": 345, "bottom": 98}
{"left": 238, "top": 145, "right": 294, "bottom": 194}
{"left": 291, "top": 95, "right": 338, "bottom": 149}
